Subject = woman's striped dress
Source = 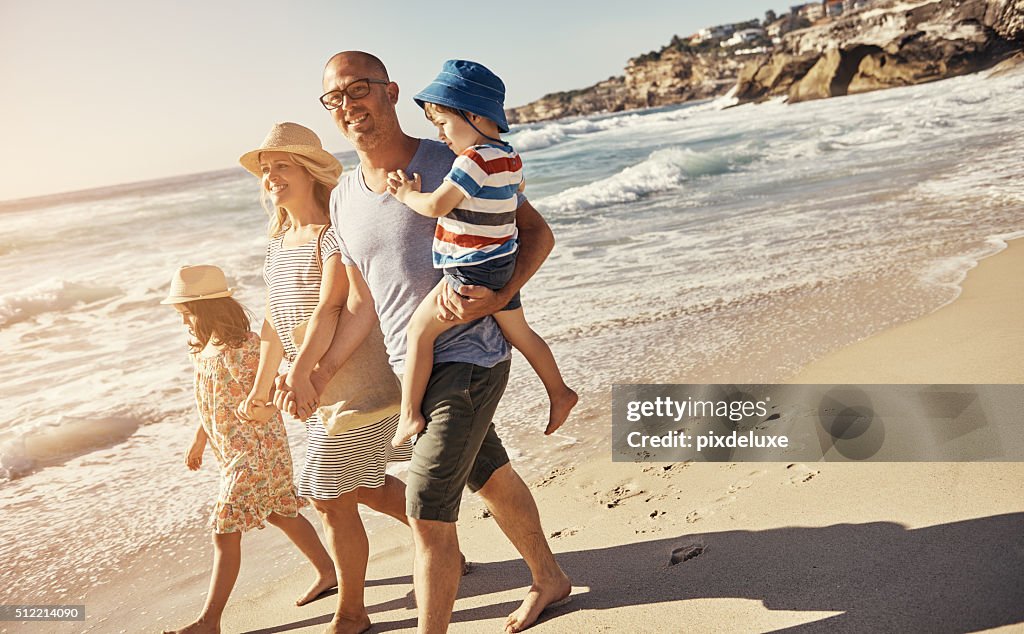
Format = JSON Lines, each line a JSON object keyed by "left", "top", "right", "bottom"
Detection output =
{"left": 263, "top": 227, "right": 412, "bottom": 500}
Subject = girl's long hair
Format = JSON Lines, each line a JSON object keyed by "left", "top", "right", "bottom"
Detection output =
{"left": 261, "top": 153, "right": 339, "bottom": 237}
{"left": 182, "top": 297, "right": 253, "bottom": 354}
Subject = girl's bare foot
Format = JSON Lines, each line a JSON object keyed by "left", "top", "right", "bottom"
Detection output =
{"left": 545, "top": 388, "right": 578, "bottom": 435}
{"left": 162, "top": 617, "right": 219, "bottom": 634}
{"left": 295, "top": 571, "right": 338, "bottom": 606}
{"left": 391, "top": 412, "right": 425, "bottom": 448}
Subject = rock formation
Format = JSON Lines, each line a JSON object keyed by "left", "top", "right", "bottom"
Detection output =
{"left": 505, "top": 45, "right": 751, "bottom": 124}
{"left": 505, "top": 0, "right": 1023, "bottom": 123}
{"left": 734, "top": 0, "right": 1023, "bottom": 104}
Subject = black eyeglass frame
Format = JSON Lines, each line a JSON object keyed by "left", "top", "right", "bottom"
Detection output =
{"left": 319, "top": 78, "right": 390, "bottom": 110}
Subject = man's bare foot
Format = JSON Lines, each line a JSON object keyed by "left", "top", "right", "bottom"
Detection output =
{"left": 391, "top": 411, "right": 425, "bottom": 448}
{"left": 504, "top": 575, "right": 572, "bottom": 633}
{"left": 323, "top": 612, "right": 371, "bottom": 634}
{"left": 295, "top": 571, "right": 338, "bottom": 606}
{"left": 162, "top": 617, "right": 219, "bottom": 634}
{"left": 461, "top": 552, "right": 472, "bottom": 576}
{"left": 544, "top": 388, "right": 578, "bottom": 435}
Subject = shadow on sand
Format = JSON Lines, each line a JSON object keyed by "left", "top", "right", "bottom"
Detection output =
{"left": 245, "top": 512, "right": 1024, "bottom": 633}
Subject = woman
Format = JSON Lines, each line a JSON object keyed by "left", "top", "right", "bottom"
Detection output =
{"left": 237, "top": 122, "right": 413, "bottom": 633}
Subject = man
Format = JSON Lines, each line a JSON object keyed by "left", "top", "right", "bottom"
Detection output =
{"left": 277, "top": 51, "right": 571, "bottom": 633}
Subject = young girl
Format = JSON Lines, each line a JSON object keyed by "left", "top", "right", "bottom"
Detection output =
{"left": 161, "top": 264, "right": 336, "bottom": 634}
{"left": 386, "top": 59, "right": 577, "bottom": 448}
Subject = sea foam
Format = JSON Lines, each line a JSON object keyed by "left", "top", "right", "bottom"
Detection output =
{"left": 538, "top": 147, "right": 741, "bottom": 214}
{"left": 0, "top": 279, "right": 122, "bottom": 329}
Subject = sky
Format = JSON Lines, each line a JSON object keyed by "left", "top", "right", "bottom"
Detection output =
{"left": 0, "top": 1, "right": 782, "bottom": 201}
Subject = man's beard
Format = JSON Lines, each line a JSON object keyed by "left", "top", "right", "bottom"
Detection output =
{"left": 346, "top": 115, "right": 398, "bottom": 153}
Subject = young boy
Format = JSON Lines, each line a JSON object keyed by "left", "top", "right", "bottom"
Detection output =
{"left": 386, "top": 59, "right": 577, "bottom": 448}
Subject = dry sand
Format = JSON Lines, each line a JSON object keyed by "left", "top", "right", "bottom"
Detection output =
{"left": 790, "top": 238, "right": 1024, "bottom": 384}
{"left": 190, "top": 239, "right": 1024, "bottom": 633}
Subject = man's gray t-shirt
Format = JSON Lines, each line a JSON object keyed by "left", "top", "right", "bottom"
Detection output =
{"left": 331, "top": 138, "right": 512, "bottom": 374}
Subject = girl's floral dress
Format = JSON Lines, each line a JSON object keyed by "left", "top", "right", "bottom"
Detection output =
{"left": 192, "top": 331, "right": 305, "bottom": 533}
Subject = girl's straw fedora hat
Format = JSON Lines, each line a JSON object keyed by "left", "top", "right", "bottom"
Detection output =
{"left": 161, "top": 265, "right": 234, "bottom": 305}
{"left": 238, "top": 122, "right": 342, "bottom": 179}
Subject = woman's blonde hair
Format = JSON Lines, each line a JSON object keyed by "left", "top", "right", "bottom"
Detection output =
{"left": 260, "top": 152, "right": 341, "bottom": 237}
{"left": 181, "top": 297, "right": 254, "bottom": 354}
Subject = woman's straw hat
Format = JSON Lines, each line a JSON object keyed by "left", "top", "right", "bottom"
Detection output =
{"left": 161, "top": 265, "right": 234, "bottom": 305}
{"left": 239, "top": 122, "right": 342, "bottom": 179}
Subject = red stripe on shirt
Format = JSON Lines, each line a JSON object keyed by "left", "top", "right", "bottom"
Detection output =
{"left": 463, "top": 148, "right": 523, "bottom": 175}
{"left": 434, "top": 225, "right": 511, "bottom": 249}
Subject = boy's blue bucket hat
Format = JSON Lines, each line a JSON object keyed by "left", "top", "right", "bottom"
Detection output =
{"left": 414, "top": 59, "right": 510, "bottom": 133}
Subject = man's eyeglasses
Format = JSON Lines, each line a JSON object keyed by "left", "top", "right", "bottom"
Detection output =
{"left": 319, "top": 79, "right": 389, "bottom": 110}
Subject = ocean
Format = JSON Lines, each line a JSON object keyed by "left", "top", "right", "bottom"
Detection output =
{"left": 1, "top": 67, "right": 1022, "bottom": 627}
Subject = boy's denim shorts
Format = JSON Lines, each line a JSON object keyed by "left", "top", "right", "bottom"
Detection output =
{"left": 443, "top": 253, "right": 521, "bottom": 311}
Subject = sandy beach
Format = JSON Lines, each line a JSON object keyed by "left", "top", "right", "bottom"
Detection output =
{"left": 789, "top": 238, "right": 1024, "bottom": 384}
{"left": 151, "top": 240, "right": 1024, "bottom": 634}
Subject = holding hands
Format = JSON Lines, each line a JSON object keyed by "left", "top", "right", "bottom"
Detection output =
{"left": 273, "top": 370, "right": 320, "bottom": 423}
{"left": 236, "top": 393, "right": 278, "bottom": 424}
{"left": 386, "top": 169, "right": 421, "bottom": 203}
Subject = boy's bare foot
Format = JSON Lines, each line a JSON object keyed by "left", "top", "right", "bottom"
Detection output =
{"left": 391, "top": 412, "right": 425, "bottom": 448}
{"left": 323, "top": 612, "right": 371, "bottom": 634}
{"left": 545, "top": 388, "right": 578, "bottom": 435}
{"left": 295, "top": 571, "right": 338, "bottom": 606}
{"left": 162, "top": 617, "right": 219, "bottom": 634}
{"left": 503, "top": 574, "right": 572, "bottom": 633}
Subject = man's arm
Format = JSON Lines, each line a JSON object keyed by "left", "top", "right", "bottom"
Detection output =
{"left": 437, "top": 198, "right": 554, "bottom": 321}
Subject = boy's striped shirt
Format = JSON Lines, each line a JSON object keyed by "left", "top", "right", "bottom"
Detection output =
{"left": 433, "top": 144, "right": 521, "bottom": 268}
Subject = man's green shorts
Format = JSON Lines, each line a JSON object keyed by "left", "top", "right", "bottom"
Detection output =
{"left": 405, "top": 360, "right": 511, "bottom": 522}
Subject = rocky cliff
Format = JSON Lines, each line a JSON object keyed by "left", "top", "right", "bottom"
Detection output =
{"left": 505, "top": 47, "right": 750, "bottom": 124}
{"left": 505, "top": 0, "right": 1023, "bottom": 123}
{"left": 733, "top": 0, "right": 1022, "bottom": 103}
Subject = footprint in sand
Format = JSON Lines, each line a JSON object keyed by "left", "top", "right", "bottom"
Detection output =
{"left": 536, "top": 465, "right": 575, "bottom": 488}
{"left": 728, "top": 480, "right": 752, "bottom": 494}
{"left": 669, "top": 543, "right": 705, "bottom": 565}
{"left": 727, "top": 469, "right": 766, "bottom": 494}
{"left": 785, "top": 463, "right": 821, "bottom": 484}
{"left": 598, "top": 483, "right": 645, "bottom": 509}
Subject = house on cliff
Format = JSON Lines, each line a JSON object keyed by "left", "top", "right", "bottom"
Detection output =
{"left": 794, "top": 2, "right": 826, "bottom": 21}
{"left": 722, "top": 28, "right": 768, "bottom": 48}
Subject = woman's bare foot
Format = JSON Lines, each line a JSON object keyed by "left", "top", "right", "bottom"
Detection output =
{"left": 544, "top": 388, "right": 578, "bottom": 435}
{"left": 323, "top": 612, "right": 371, "bottom": 634}
{"left": 503, "top": 574, "right": 572, "bottom": 633}
{"left": 162, "top": 617, "right": 219, "bottom": 634}
{"left": 295, "top": 571, "right": 338, "bottom": 606}
{"left": 391, "top": 411, "right": 425, "bottom": 448}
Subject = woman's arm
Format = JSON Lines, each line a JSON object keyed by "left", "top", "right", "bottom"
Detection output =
{"left": 310, "top": 262, "right": 380, "bottom": 388}
{"left": 278, "top": 253, "right": 350, "bottom": 420}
